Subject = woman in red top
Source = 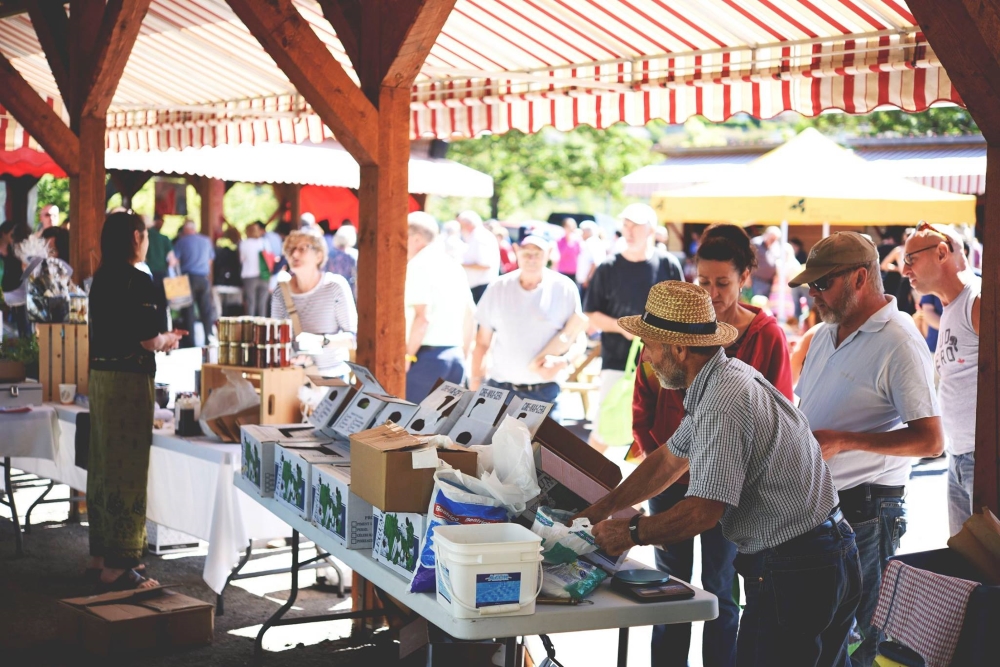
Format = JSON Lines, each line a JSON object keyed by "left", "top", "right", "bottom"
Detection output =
{"left": 634, "top": 223, "right": 792, "bottom": 667}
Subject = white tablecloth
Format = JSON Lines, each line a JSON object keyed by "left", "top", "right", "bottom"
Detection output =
{"left": 0, "top": 405, "right": 60, "bottom": 460}
{"left": 5, "top": 403, "right": 290, "bottom": 593}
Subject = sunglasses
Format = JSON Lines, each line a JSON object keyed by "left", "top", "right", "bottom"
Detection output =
{"left": 808, "top": 266, "right": 860, "bottom": 292}
{"left": 916, "top": 221, "right": 954, "bottom": 251}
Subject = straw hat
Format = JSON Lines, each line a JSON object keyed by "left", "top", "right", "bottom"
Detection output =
{"left": 619, "top": 281, "right": 738, "bottom": 347}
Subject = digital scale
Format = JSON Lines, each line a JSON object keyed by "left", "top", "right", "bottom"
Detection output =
{"left": 610, "top": 569, "right": 696, "bottom": 603}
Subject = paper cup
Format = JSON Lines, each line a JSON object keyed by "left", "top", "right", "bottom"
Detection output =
{"left": 59, "top": 383, "right": 76, "bottom": 404}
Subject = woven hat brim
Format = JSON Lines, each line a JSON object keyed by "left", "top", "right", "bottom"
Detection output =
{"left": 618, "top": 315, "right": 739, "bottom": 347}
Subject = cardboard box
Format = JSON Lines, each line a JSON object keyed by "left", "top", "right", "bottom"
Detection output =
{"left": 446, "top": 385, "right": 510, "bottom": 446}
{"left": 350, "top": 423, "right": 478, "bottom": 512}
{"left": 372, "top": 394, "right": 419, "bottom": 429}
{"left": 308, "top": 377, "right": 354, "bottom": 435}
{"left": 57, "top": 588, "right": 213, "bottom": 656}
{"left": 311, "top": 463, "right": 373, "bottom": 549}
{"left": 328, "top": 363, "right": 388, "bottom": 439}
{"left": 274, "top": 444, "right": 351, "bottom": 518}
{"left": 372, "top": 507, "right": 425, "bottom": 579}
{"left": 406, "top": 381, "right": 471, "bottom": 435}
{"left": 504, "top": 397, "right": 552, "bottom": 437}
{"left": 240, "top": 424, "right": 336, "bottom": 497}
{"left": 146, "top": 520, "right": 200, "bottom": 555}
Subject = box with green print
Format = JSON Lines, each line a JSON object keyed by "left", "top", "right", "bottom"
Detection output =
{"left": 240, "top": 424, "right": 335, "bottom": 497}
{"left": 372, "top": 507, "right": 425, "bottom": 579}
{"left": 273, "top": 444, "right": 350, "bottom": 518}
{"left": 310, "top": 463, "right": 373, "bottom": 549}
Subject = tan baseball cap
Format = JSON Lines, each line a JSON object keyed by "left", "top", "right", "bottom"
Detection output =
{"left": 788, "top": 232, "right": 878, "bottom": 287}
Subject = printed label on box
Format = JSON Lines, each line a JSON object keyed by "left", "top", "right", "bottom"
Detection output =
{"left": 373, "top": 509, "right": 423, "bottom": 578}
{"left": 274, "top": 450, "right": 307, "bottom": 510}
{"left": 475, "top": 572, "right": 521, "bottom": 608}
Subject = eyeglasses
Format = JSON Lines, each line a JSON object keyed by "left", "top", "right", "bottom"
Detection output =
{"left": 902, "top": 245, "right": 941, "bottom": 266}
{"left": 288, "top": 244, "right": 316, "bottom": 255}
{"left": 808, "top": 266, "right": 860, "bottom": 292}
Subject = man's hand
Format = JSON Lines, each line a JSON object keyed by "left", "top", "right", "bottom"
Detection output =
{"left": 571, "top": 501, "right": 610, "bottom": 527}
{"left": 813, "top": 430, "right": 843, "bottom": 460}
{"left": 591, "top": 518, "right": 633, "bottom": 557}
{"left": 534, "top": 355, "right": 569, "bottom": 381}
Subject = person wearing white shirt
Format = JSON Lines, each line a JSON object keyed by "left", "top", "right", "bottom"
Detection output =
{"left": 239, "top": 222, "right": 270, "bottom": 317}
{"left": 576, "top": 220, "right": 606, "bottom": 302}
{"left": 470, "top": 236, "right": 586, "bottom": 422}
{"left": 790, "top": 232, "right": 943, "bottom": 667}
{"left": 457, "top": 210, "right": 500, "bottom": 303}
{"left": 405, "top": 212, "right": 475, "bottom": 402}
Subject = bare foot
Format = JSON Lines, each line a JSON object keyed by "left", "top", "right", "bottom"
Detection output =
{"left": 99, "top": 567, "right": 159, "bottom": 589}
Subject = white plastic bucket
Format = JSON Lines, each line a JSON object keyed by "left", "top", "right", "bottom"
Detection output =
{"left": 432, "top": 523, "right": 543, "bottom": 619}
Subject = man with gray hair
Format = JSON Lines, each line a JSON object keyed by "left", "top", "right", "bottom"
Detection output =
{"left": 405, "top": 212, "right": 475, "bottom": 402}
{"left": 456, "top": 210, "right": 500, "bottom": 303}
{"left": 790, "top": 231, "right": 943, "bottom": 667}
{"left": 172, "top": 219, "right": 216, "bottom": 346}
{"left": 750, "top": 225, "right": 782, "bottom": 297}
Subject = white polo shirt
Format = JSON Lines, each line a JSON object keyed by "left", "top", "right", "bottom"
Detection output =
{"left": 796, "top": 296, "right": 940, "bottom": 490}
{"left": 405, "top": 242, "right": 473, "bottom": 348}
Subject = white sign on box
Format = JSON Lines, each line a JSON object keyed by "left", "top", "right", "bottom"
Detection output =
{"left": 406, "top": 381, "right": 470, "bottom": 435}
{"left": 446, "top": 385, "right": 510, "bottom": 446}
{"left": 504, "top": 397, "right": 552, "bottom": 437}
{"left": 372, "top": 394, "right": 419, "bottom": 428}
{"left": 309, "top": 379, "right": 353, "bottom": 435}
{"left": 330, "top": 363, "right": 388, "bottom": 439}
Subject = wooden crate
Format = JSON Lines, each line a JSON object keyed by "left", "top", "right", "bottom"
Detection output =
{"left": 37, "top": 323, "right": 89, "bottom": 402}
{"left": 199, "top": 364, "right": 306, "bottom": 425}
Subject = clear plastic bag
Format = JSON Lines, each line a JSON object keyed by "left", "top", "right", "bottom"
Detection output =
{"left": 541, "top": 559, "right": 608, "bottom": 600}
{"left": 200, "top": 370, "right": 260, "bottom": 422}
{"left": 473, "top": 416, "right": 541, "bottom": 516}
{"left": 531, "top": 506, "right": 597, "bottom": 564}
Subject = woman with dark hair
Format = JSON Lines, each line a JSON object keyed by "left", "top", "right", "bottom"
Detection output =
{"left": 86, "top": 211, "right": 185, "bottom": 590}
{"left": 632, "top": 223, "right": 793, "bottom": 667}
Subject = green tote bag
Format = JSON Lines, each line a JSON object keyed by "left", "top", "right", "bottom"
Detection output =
{"left": 597, "top": 337, "right": 644, "bottom": 447}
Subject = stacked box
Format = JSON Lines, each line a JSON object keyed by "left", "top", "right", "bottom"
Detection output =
{"left": 273, "top": 444, "right": 350, "bottom": 518}
{"left": 372, "top": 507, "right": 426, "bottom": 579}
{"left": 405, "top": 381, "right": 470, "bottom": 435}
{"left": 240, "top": 424, "right": 335, "bottom": 497}
{"left": 311, "top": 464, "right": 373, "bottom": 549}
{"left": 446, "top": 385, "right": 510, "bottom": 446}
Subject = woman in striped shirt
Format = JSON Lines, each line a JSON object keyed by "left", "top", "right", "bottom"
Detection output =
{"left": 271, "top": 229, "right": 357, "bottom": 378}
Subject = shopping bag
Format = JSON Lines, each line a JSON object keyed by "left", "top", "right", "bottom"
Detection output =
{"left": 163, "top": 273, "right": 193, "bottom": 309}
{"left": 258, "top": 250, "right": 276, "bottom": 281}
{"left": 597, "top": 337, "right": 643, "bottom": 447}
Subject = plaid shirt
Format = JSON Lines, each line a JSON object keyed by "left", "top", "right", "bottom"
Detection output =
{"left": 667, "top": 349, "right": 838, "bottom": 554}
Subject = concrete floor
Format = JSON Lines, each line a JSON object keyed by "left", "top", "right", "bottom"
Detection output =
{"left": 0, "top": 389, "right": 951, "bottom": 666}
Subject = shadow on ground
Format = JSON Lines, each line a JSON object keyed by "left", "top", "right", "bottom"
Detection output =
{"left": 0, "top": 520, "right": 403, "bottom": 666}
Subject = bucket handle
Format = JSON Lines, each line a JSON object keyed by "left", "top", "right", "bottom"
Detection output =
{"left": 439, "top": 561, "right": 543, "bottom": 616}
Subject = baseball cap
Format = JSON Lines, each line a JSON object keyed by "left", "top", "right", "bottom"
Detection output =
{"left": 788, "top": 232, "right": 878, "bottom": 287}
{"left": 519, "top": 235, "right": 550, "bottom": 252}
{"left": 617, "top": 203, "right": 658, "bottom": 227}
{"left": 580, "top": 220, "right": 600, "bottom": 233}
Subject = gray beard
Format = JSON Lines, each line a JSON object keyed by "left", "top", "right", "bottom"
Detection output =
{"left": 655, "top": 368, "right": 686, "bottom": 390}
{"left": 820, "top": 285, "right": 860, "bottom": 324}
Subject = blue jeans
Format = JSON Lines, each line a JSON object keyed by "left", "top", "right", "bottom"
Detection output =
{"left": 648, "top": 485, "right": 739, "bottom": 667}
{"left": 948, "top": 452, "right": 975, "bottom": 536}
{"left": 734, "top": 513, "right": 861, "bottom": 667}
{"left": 405, "top": 345, "right": 465, "bottom": 403}
{"left": 840, "top": 489, "right": 906, "bottom": 667}
{"left": 484, "top": 379, "right": 562, "bottom": 423}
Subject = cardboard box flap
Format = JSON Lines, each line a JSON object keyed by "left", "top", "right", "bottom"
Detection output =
{"left": 351, "top": 423, "right": 426, "bottom": 452}
{"left": 315, "top": 462, "right": 352, "bottom": 484}
{"left": 346, "top": 362, "right": 385, "bottom": 393}
{"left": 87, "top": 605, "right": 161, "bottom": 622}
{"left": 405, "top": 381, "right": 471, "bottom": 434}
{"left": 535, "top": 417, "right": 622, "bottom": 488}
{"left": 61, "top": 586, "right": 168, "bottom": 608}
{"left": 307, "top": 375, "right": 354, "bottom": 389}
{"left": 505, "top": 397, "right": 553, "bottom": 437}
{"left": 141, "top": 591, "right": 215, "bottom": 613}
{"left": 366, "top": 393, "right": 415, "bottom": 407}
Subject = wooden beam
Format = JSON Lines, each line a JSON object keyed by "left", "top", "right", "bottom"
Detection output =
{"left": 26, "top": 1, "right": 71, "bottom": 102}
{"left": 381, "top": 0, "right": 456, "bottom": 89}
{"left": 0, "top": 52, "right": 80, "bottom": 174}
{"left": 68, "top": 0, "right": 103, "bottom": 127}
{"left": 355, "top": 86, "right": 410, "bottom": 397}
{"left": 316, "top": 0, "right": 360, "bottom": 71}
{"left": 199, "top": 177, "right": 225, "bottom": 239}
{"left": 226, "top": 0, "right": 379, "bottom": 166}
{"left": 907, "top": 0, "right": 1000, "bottom": 144}
{"left": 81, "top": 0, "right": 152, "bottom": 117}
{"left": 69, "top": 115, "right": 106, "bottom": 280}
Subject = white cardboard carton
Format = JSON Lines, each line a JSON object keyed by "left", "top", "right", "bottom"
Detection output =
{"left": 330, "top": 362, "right": 388, "bottom": 439}
{"left": 504, "top": 397, "right": 553, "bottom": 437}
{"left": 372, "top": 507, "right": 426, "bottom": 579}
{"left": 446, "top": 385, "right": 510, "bottom": 446}
{"left": 311, "top": 464, "right": 373, "bottom": 549}
{"left": 240, "top": 424, "right": 334, "bottom": 497}
{"left": 273, "top": 444, "right": 350, "bottom": 518}
{"left": 309, "top": 378, "right": 354, "bottom": 435}
{"left": 406, "top": 382, "right": 470, "bottom": 435}
{"left": 372, "top": 395, "right": 420, "bottom": 429}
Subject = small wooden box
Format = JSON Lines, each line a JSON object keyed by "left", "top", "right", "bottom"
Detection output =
{"left": 199, "top": 364, "right": 305, "bottom": 426}
{"left": 37, "top": 323, "right": 89, "bottom": 402}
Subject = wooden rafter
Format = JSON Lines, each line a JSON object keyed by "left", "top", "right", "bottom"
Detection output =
{"left": 82, "top": 0, "right": 153, "bottom": 117}
{"left": 26, "top": 0, "right": 71, "bottom": 101}
{"left": 381, "top": 0, "right": 455, "bottom": 89}
{"left": 0, "top": 51, "right": 79, "bottom": 174}
{"left": 226, "top": 0, "right": 379, "bottom": 166}
{"left": 316, "top": 0, "right": 361, "bottom": 72}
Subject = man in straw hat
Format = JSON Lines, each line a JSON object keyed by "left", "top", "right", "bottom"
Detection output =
{"left": 577, "top": 281, "right": 860, "bottom": 666}
{"left": 791, "top": 231, "right": 942, "bottom": 667}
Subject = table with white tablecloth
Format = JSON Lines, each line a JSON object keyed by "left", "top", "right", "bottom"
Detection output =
{"left": 1, "top": 403, "right": 290, "bottom": 593}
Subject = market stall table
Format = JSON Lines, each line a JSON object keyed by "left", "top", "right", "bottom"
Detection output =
{"left": 233, "top": 474, "right": 719, "bottom": 667}
{"left": 0, "top": 404, "right": 60, "bottom": 556}
{"left": 2, "top": 403, "right": 291, "bottom": 597}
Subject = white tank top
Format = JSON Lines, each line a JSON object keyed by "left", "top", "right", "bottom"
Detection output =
{"left": 935, "top": 277, "right": 981, "bottom": 455}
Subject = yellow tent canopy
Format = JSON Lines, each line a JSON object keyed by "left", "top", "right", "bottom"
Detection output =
{"left": 651, "top": 128, "right": 977, "bottom": 226}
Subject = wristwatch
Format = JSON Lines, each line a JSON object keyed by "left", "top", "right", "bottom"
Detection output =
{"left": 628, "top": 514, "right": 646, "bottom": 546}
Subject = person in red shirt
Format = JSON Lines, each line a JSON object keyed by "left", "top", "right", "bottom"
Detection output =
{"left": 634, "top": 223, "right": 793, "bottom": 667}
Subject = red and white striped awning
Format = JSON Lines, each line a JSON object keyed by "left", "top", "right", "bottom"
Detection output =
{"left": 0, "top": 0, "right": 962, "bottom": 151}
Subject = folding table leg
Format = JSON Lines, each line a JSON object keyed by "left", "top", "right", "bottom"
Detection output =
{"left": 1, "top": 458, "right": 24, "bottom": 557}
{"left": 253, "top": 530, "right": 302, "bottom": 665}
{"left": 218, "top": 542, "right": 254, "bottom": 615}
{"left": 23, "top": 480, "right": 54, "bottom": 533}
{"left": 502, "top": 637, "right": 519, "bottom": 667}
{"left": 617, "top": 627, "right": 629, "bottom": 667}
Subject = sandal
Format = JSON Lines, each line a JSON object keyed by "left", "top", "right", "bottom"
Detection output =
{"left": 96, "top": 568, "right": 152, "bottom": 592}
{"left": 85, "top": 563, "right": 145, "bottom": 582}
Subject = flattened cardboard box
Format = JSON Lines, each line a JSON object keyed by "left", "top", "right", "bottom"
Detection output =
{"left": 273, "top": 444, "right": 351, "bottom": 518}
{"left": 350, "top": 423, "right": 478, "bottom": 512}
{"left": 311, "top": 463, "right": 373, "bottom": 549}
{"left": 406, "top": 381, "right": 470, "bottom": 435}
{"left": 372, "top": 507, "right": 425, "bottom": 579}
{"left": 240, "top": 424, "right": 334, "bottom": 497}
{"left": 57, "top": 588, "right": 214, "bottom": 656}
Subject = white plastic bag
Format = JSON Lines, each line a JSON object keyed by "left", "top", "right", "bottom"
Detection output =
{"left": 201, "top": 369, "right": 260, "bottom": 421}
{"left": 531, "top": 506, "right": 597, "bottom": 564}
{"left": 475, "top": 417, "right": 540, "bottom": 516}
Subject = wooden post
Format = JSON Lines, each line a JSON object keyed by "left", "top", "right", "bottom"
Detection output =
{"left": 907, "top": 0, "right": 1000, "bottom": 514}
{"left": 199, "top": 177, "right": 226, "bottom": 239}
{"left": 69, "top": 115, "right": 106, "bottom": 278}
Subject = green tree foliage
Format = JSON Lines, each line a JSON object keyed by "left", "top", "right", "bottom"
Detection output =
{"left": 795, "top": 107, "right": 978, "bottom": 136}
{"left": 443, "top": 124, "right": 657, "bottom": 220}
{"left": 35, "top": 174, "right": 70, "bottom": 224}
